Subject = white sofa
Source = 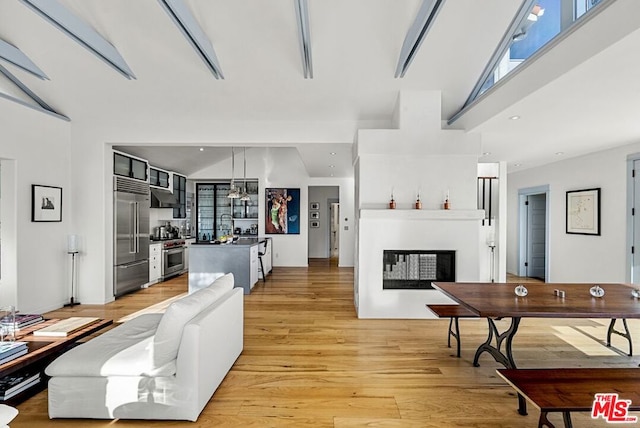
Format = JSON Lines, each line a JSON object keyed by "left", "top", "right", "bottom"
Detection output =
{"left": 45, "top": 273, "right": 243, "bottom": 421}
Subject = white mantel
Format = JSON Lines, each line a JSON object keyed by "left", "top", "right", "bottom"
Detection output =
{"left": 360, "top": 209, "right": 485, "bottom": 221}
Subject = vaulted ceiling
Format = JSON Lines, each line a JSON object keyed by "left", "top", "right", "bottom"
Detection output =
{"left": 1, "top": 0, "right": 639, "bottom": 176}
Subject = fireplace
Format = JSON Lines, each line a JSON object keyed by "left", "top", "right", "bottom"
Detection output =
{"left": 383, "top": 250, "right": 456, "bottom": 290}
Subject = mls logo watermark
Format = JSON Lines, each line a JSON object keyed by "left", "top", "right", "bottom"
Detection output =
{"left": 592, "top": 393, "right": 638, "bottom": 423}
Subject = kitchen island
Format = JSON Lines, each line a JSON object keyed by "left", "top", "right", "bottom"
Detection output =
{"left": 189, "top": 238, "right": 266, "bottom": 294}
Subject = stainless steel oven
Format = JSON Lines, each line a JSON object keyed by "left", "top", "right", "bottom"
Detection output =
{"left": 161, "top": 240, "right": 185, "bottom": 279}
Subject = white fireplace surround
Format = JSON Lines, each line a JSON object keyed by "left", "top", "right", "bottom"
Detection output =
{"left": 356, "top": 209, "right": 485, "bottom": 319}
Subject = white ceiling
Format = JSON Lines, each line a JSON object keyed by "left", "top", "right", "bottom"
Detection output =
{"left": 1, "top": 0, "right": 639, "bottom": 176}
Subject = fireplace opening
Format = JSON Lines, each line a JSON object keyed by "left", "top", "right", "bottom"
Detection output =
{"left": 383, "top": 250, "right": 456, "bottom": 290}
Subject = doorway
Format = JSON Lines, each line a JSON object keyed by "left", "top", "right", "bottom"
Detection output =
{"left": 518, "top": 186, "right": 549, "bottom": 281}
{"left": 628, "top": 157, "right": 640, "bottom": 283}
{"left": 329, "top": 201, "right": 339, "bottom": 259}
{"left": 308, "top": 186, "right": 339, "bottom": 263}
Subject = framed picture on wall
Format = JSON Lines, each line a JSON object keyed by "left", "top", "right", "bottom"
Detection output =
{"left": 265, "top": 188, "right": 300, "bottom": 234}
{"left": 310, "top": 211, "right": 320, "bottom": 219}
{"left": 310, "top": 220, "right": 320, "bottom": 228}
{"left": 566, "top": 187, "right": 600, "bottom": 235}
{"left": 310, "top": 202, "right": 319, "bottom": 210}
{"left": 32, "top": 184, "right": 62, "bottom": 222}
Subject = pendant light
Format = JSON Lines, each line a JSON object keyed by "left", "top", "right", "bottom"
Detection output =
{"left": 227, "top": 147, "right": 239, "bottom": 198}
{"left": 240, "top": 147, "right": 250, "bottom": 201}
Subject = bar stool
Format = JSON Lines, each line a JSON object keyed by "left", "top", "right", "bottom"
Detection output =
{"left": 258, "top": 240, "right": 267, "bottom": 281}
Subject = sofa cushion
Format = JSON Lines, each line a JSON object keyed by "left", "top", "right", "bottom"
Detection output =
{"left": 45, "top": 314, "right": 176, "bottom": 377}
{"left": 152, "top": 273, "right": 234, "bottom": 368}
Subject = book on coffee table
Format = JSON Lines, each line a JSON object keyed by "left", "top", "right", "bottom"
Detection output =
{"left": 33, "top": 317, "right": 100, "bottom": 337}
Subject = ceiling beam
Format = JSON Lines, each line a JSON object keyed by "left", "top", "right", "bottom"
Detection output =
{"left": 294, "top": 0, "right": 313, "bottom": 79}
{"left": 19, "top": 0, "right": 135, "bottom": 79}
{"left": 394, "top": 0, "right": 446, "bottom": 78}
{"left": 0, "top": 39, "right": 49, "bottom": 80}
{"left": 0, "top": 64, "right": 69, "bottom": 121}
{"left": 158, "top": 0, "right": 224, "bottom": 79}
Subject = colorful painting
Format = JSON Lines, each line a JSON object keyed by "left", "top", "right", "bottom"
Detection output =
{"left": 266, "top": 188, "right": 300, "bottom": 234}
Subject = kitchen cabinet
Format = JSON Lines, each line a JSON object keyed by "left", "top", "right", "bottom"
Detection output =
{"left": 232, "top": 180, "right": 259, "bottom": 219}
{"left": 150, "top": 167, "right": 170, "bottom": 188}
{"left": 183, "top": 238, "right": 196, "bottom": 272}
{"left": 250, "top": 244, "right": 259, "bottom": 286}
{"left": 149, "top": 243, "right": 162, "bottom": 284}
{"left": 232, "top": 180, "right": 259, "bottom": 236}
{"left": 114, "top": 152, "right": 148, "bottom": 182}
{"left": 189, "top": 240, "right": 260, "bottom": 294}
{"left": 173, "top": 174, "right": 187, "bottom": 219}
{"left": 196, "top": 183, "right": 232, "bottom": 241}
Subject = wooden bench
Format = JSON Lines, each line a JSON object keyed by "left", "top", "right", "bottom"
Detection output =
{"left": 497, "top": 368, "right": 640, "bottom": 428}
{"left": 426, "top": 304, "right": 478, "bottom": 357}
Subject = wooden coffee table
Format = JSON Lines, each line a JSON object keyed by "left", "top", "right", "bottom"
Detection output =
{"left": 0, "top": 318, "right": 113, "bottom": 405}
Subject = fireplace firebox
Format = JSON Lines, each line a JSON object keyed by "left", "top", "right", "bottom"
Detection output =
{"left": 382, "top": 250, "right": 455, "bottom": 290}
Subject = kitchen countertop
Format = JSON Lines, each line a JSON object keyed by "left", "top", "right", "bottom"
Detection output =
{"left": 192, "top": 237, "right": 262, "bottom": 246}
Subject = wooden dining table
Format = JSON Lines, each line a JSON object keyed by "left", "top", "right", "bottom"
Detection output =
{"left": 432, "top": 282, "right": 640, "bottom": 417}
{"left": 433, "top": 282, "right": 640, "bottom": 368}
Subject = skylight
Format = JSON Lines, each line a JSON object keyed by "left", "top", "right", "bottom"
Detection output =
{"left": 450, "top": 0, "right": 607, "bottom": 124}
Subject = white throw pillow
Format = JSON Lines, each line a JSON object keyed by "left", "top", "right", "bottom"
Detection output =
{"left": 152, "top": 273, "right": 234, "bottom": 368}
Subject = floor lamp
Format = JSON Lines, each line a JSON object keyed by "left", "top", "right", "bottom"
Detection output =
{"left": 65, "top": 234, "right": 80, "bottom": 307}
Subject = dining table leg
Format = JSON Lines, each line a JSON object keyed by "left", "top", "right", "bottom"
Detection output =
{"left": 473, "top": 317, "right": 527, "bottom": 415}
{"left": 473, "top": 316, "right": 521, "bottom": 369}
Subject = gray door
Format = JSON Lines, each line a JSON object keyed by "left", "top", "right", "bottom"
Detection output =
{"left": 633, "top": 160, "right": 640, "bottom": 283}
{"left": 526, "top": 194, "right": 546, "bottom": 280}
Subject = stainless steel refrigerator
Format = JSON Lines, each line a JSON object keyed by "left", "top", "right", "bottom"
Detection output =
{"left": 113, "top": 177, "right": 150, "bottom": 297}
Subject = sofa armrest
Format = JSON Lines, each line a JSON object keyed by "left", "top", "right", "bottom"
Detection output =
{"left": 174, "top": 287, "right": 244, "bottom": 419}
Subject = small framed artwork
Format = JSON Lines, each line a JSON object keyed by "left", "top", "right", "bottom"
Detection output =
{"left": 310, "top": 211, "right": 320, "bottom": 219}
{"left": 310, "top": 202, "right": 320, "bottom": 210}
{"left": 310, "top": 220, "right": 320, "bottom": 228}
{"left": 566, "top": 187, "right": 600, "bottom": 235}
{"left": 32, "top": 184, "right": 62, "bottom": 222}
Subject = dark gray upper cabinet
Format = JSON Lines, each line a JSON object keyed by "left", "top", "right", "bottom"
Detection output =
{"left": 114, "top": 152, "right": 148, "bottom": 182}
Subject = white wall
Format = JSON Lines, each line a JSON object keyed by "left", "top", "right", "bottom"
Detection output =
{"left": 0, "top": 103, "right": 71, "bottom": 314}
{"left": 507, "top": 141, "right": 640, "bottom": 283}
{"left": 308, "top": 186, "right": 339, "bottom": 258}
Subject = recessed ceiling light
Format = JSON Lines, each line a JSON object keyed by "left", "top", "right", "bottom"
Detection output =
{"left": 514, "top": 163, "right": 522, "bottom": 167}
{"left": 329, "top": 165, "right": 335, "bottom": 168}
{"left": 509, "top": 115, "right": 521, "bottom": 120}
{"left": 330, "top": 152, "right": 336, "bottom": 155}
{"left": 199, "top": 147, "right": 204, "bottom": 151}
{"left": 555, "top": 151, "right": 564, "bottom": 155}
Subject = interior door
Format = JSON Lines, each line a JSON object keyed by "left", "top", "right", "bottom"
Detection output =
{"left": 330, "top": 202, "right": 339, "bottom": 259}
{"left": 526, "top": 194, "right": 547, "bottom": 280}
{"left": 633, "top": 160, "right": 640, "bottom": 283}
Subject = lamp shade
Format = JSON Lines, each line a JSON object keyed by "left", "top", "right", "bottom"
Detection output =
{"left": 67, "top": 234, "right": 79, "bottom": 253}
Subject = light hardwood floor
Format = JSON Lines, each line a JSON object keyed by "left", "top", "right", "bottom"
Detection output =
{"left": 12, "top": 265, "right": 639, "bottom": 427}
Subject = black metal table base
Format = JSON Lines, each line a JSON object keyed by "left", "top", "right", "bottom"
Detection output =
{"left": 539, "top": 411, "right": 573, "bottom": 428}
{"left": 473, "top": 317, "right": 521, "bottom": 369}
{"left": 607, "top": 318, "right": 632, "bottom": 356}
{"left": 473, "top": 317, "right": 527, "bottom": 415}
